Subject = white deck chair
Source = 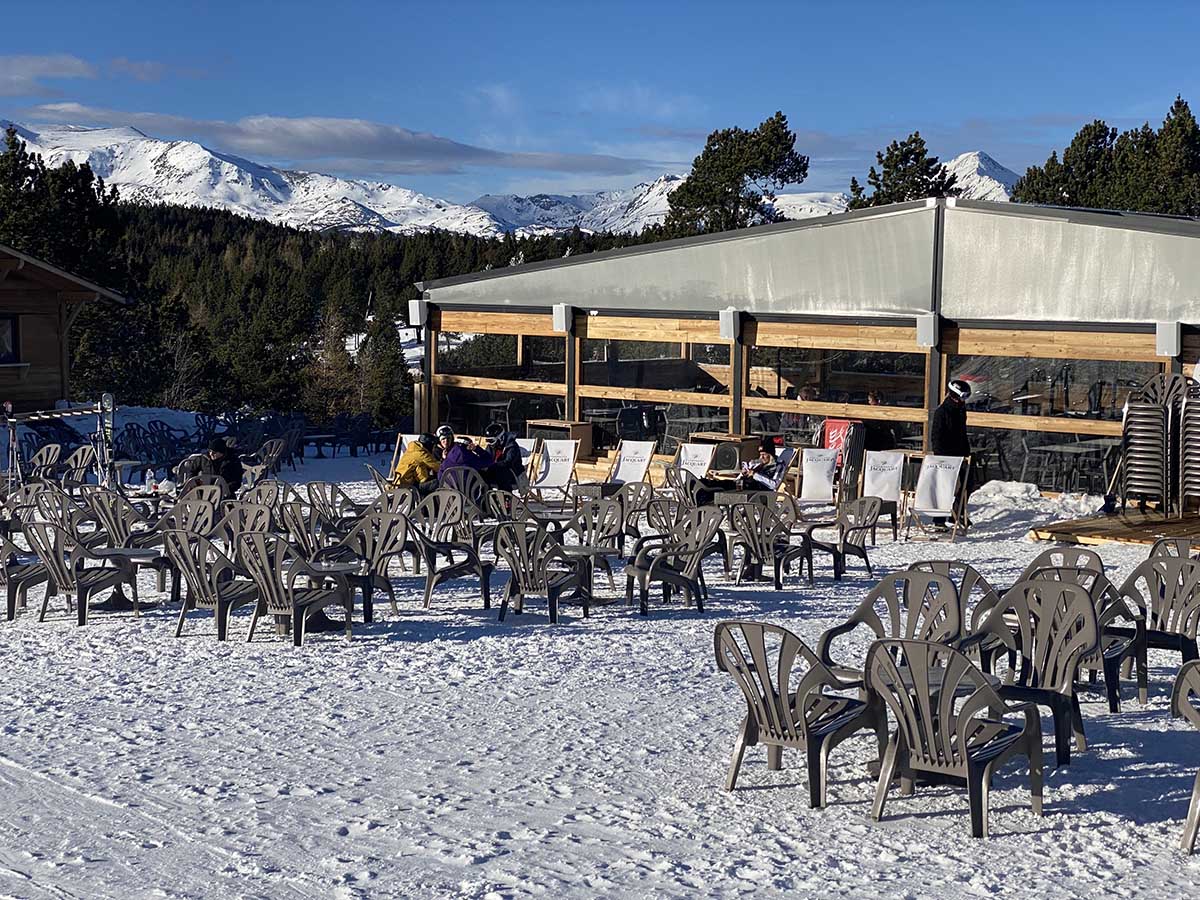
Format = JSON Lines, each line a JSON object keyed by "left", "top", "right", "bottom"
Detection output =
{"left": 861, "top": 450, "right": 906, "bottom": 541}
{"left": 515, "top": 437, "right": 538, "bottom": 492}
{"left": 608, "top": 440, "right": 657, "bottom": 485}
{"left": 904, "top": 454, "right": 970, "bottom": 541}
{"left": 795, "top": 448, "right": 838, "bottom": 513}
{"left": 676, "top": 442, "right": 716, "bottom": 479}
{"left": 527, "top": 439, "right": 580, "bottom": 504}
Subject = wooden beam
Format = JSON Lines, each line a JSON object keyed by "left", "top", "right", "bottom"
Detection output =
{"left": 433, "top": 309, "right": 557, "bottom": 337}
{"left": 0, "top": 259, "right": 24, "bottom": 283}
{"left": 432, "top": 374, "right": 567, "bottom": 396}
{"left": 965, "top": 411, "right": 1122, "bottom": 436}
{"left": 578, "top": 315, "right": 722, "bottom": 344}
{"left": 945, "top": 326, "right": 1159, "bottom": 362}
{"left": 577, "top": 384, "right": 732, "bottom": 408}
{"left": 58, "top": 290, "right": 101, "bottom": 303}
{"left": 742, "top": 395, "right": 927, "bottom": 423}
{"left": 746, "top": 320, "right": 920, "bottom": 353}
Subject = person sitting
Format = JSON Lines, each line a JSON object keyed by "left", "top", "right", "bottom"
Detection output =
{"left": 697, "top": 437, "right": 785, "bottom": 505}
{"left": 863, "top": 390, "right": 898, "bottom": 451}
{"left": 207, "top": 437, "right": 243, "bottom": 495}
{"left": 437, "top": 426, "right": 491, "bottom": 485}
{"left": 392, "top": 432, "right": 440, "bottom": 495}
{"left": 481, "top": 423, "right": 525, "bottom": 492}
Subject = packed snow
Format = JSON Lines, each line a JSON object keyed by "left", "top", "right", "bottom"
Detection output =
{"left": 2, "top": 451, "right": 1198, "bottom": 898}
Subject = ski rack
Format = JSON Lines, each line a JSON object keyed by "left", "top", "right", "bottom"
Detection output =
{"left": 1, "top": 393, "right": 117, "bottom": 494}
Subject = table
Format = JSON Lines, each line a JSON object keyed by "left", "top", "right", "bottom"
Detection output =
{"left": 125, "top": 487, "right": 178, "bottom": 517}
{"left": 573, "top": 483, "right": 622, "bottom": 500}
{"left": 89, "top": 547, "right": 162, "bottom": 612}
{"left": 558, "top": 543, "right": 620, "bottom": 612}
{"left": 305, "top": 559, "right": 374, "bottom": 623}
{"left": 304, "top": 433, "right": 337, "bottom": 458}
{"left": 526, "top": 419, "right": 593, "bottom": 458}
{"left": 1029, "top": 438, "right": 1120, "bottom": 491}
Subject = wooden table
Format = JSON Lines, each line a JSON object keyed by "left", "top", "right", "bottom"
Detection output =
{"left": 526, "top": 419, "right": 593, "bottom": 458}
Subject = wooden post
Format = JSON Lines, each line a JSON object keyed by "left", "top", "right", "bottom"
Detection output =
{"left": 58, "top": 301, "right": 70, "bottom": 403}
{"left": 424, "top": 309, "right": 438, "bottom": 432}
{"left": 515, "top": 333, "right": 526, "bottom": 369}
{"left": 731, "top": 315, "right": 747, "bottom": 434}
{"left": 566, "top": 316, "right": 580, "bottom": 421}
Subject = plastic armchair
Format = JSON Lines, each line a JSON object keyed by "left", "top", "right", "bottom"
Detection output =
{"left": 1171, "top": 660, "right": 1200, "bottom": 853}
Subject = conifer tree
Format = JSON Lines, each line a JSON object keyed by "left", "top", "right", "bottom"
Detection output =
{"left": 665, "top": 112, "right": 809, "bottom": 233}
{"left": 848, "top": 131, "right": 958, "bottom": 209}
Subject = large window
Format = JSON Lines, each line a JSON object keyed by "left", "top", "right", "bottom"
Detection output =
{"left": 0, "top": 316, "right": 18, "bottom": 364}
{"left": 966, "top": 427, "right": 1121, "bottom": 493}
{"left": 948, "top": 355, "right": 1160, "bottom": 420}
{"left": 581, "top": 338, "right": 729, "bottom": 394}
{"left": 441, "top": 387, "right": 562, "bottom": 436}
{"left": 437, "top": 332, "right": 565, "bottom": 383}
{"left": 748, "top": 346, "right": 926, "bottom": 407}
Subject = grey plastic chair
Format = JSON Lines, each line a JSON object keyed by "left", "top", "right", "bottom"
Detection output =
{"left": 623, "top": 506, "right": 724, "bottom": 616}
{"left": 242, "top": 438, "right": 286, "bottom": 487}
{"left": 23, "top": 520, "right": 140, "bottom": 626}
{"left": 237, "top": 531, "right": 353, "bottom": 646}
{"left": 817, "top": 570, "right": 961, "bottom": 684}
{"left": 715, "top": 620, "right": 887, "bottom": 808}
{"left": 315, "top": 512, "right": 410, "bottom": 616}
{"left": 1025, "top": 566, "right": 1147, "bottom": 713}
{"left": 784, "top": 497, "right": 881, "bottom": 583}
{"left": 909, "top": 560, "right": 1006, "bottom": 672}
{"left": 1117, "top": 557, "right": 1200, "bottom": 670}
{"left": 1150, "top": 538, "right": 1199, "bottom": 560}
{"left": 867, "top": 639, "right": 1043, "bottom": 838}
{"left": 614, "top": 481, "right": 654, "bottom": 554}
{"left": 494, "top": 522, "right": 579, "bottom": 623}
{"left": 1172, "top": 660, "right": 1200, "bottom": 854}
{"left": 279, "top": 501, "right": 342, "bottom": 558}
{"left": 163, "top": 530, "right": 260, "bottom": 641}
{"left": 2, "top": 533, "right": 49, "bottom": 621}
{"left": 1018, "top": 546, "right": 1104, "bottom": 583}
{"left": 211, "top": 502, "right": 273, "bottom": 551}
{"left": 408, "top": 490, "right": 494, "bottom": 609}
{"left": 305, "top": 481, "right": 366, "bottom": 526}
{"left": 964, "top": 579, "right": 1098, "bottom": 766}
{"left": 728, "top": 502, "right": 790, "bottom": 590}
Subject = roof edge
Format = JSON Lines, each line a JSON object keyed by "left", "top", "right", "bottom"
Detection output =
{"left": 0, "top": 242, "right": 131, "bottom": 305}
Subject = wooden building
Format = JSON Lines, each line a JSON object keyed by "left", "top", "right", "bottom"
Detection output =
{"left": 0, "top": 243, "right": 128, "bottom": 412}
{"left": 413, "top": 198, "right": 1200, "bottom": 492}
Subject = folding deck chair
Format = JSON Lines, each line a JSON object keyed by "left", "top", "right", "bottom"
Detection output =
{"left": 526, "top": 439, "right": 580, "bottom": 506}
{"left": 904, "top": 454, "right": 970, "bottom": 541}
{"left": 794, "top": 447, "right": 838, "bottom": 515}
{"left": 861, "top": 450, "right": 906, "bottom": 541}
{"left": 577, "top": 439, "right": 657, "bottom": 498}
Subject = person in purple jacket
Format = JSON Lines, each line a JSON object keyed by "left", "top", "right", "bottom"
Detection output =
{"left": 436, "top": 425, "right": 491, "bottom": 484}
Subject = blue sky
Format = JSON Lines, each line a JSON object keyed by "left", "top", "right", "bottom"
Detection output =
{"left": 3, "top": 0, "right": 1199, "bottom": 202}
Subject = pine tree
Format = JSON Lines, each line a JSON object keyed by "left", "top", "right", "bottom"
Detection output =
{"left": 847, "top": 132, "right": 958, "bottom": 209}
{"left": 665, "top": 112, "right": 809, "bottom": 233}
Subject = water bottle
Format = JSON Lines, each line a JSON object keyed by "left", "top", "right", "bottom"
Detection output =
{"left": 146, "top": 469, "right": 157, "bottom": 493}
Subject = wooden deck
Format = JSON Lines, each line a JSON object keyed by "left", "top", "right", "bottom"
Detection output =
{"left": 1030, "top": 510, "right": 1200, "bottom": 547}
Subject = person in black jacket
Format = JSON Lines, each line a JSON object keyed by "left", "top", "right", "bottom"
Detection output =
{"left": 929, "top": 380, "right": 972, "bottom": 526}
{"left": 207, "top": 437, "right": 244, "bottom": 494}
{"left": 482, "top": 423, "right": 525, "bottom": 492}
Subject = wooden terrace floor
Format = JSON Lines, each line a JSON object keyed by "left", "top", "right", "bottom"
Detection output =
{"left": 1030, "top": 510, "right": 1200, "bottom": 547}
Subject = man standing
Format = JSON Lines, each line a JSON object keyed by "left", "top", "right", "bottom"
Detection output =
{"left": 930, "top": 379, "right": 972, "bottom": 527}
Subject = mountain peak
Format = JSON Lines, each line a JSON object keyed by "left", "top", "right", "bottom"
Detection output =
{"left": 944, "top": 150, "right": 1020, "bottom": 201}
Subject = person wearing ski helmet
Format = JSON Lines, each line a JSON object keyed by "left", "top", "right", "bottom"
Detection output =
{"left": 930, "top": 379, "right": 973, "bottom": 527}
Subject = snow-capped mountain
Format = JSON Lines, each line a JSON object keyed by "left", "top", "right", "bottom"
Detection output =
{"left": 945, "top": 150, "right": 1019, "bottom": 201}
{"left": 2, "top": 121, "right": 1018, "bottom": 236}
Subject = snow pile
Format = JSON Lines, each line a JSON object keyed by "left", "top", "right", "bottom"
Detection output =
{"left": 1, "top": 453, "right": 1196, "bottom": 897}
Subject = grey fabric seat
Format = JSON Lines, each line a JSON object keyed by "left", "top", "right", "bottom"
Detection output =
{"left": 867, "top": 639, "right": 1044, "bottom": 839}
{"left": 1172, "top": 660, "right": 1200, "bottom": 854}
{"left": 715, "top": 620, "right": 887, "bottom": 808}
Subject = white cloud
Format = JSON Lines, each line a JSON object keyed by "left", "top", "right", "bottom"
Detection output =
{"left": 23, "top": 102, "right": 661, "bottom": 176}
{"left": 0, "top": 55, "right": 96, "bottom": 97}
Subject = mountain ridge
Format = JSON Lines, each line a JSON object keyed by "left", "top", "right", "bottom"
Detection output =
{"left": 2, "top": 120, "right": 1021, "bottom": 237}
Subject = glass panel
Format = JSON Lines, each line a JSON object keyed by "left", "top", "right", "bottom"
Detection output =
{"left": 947, "top": 355, "right": 1160, "bottom": 420}
{"left": 437, "top": 332, "right": 564, "bottom": 383}
{"left": 581, "top": 338, "right": 726, "bottom": 394}
{"left": 580, "top": 397, "right": 729, "bottom": 453}
{"left": 966, "top": 427, "right": 1120, "bottom": 493}
{"left": 748, "top": 347, "right": 926, "bottom": 407}
{"left": 440, "top": 387, "right": 561, "bottom": 436}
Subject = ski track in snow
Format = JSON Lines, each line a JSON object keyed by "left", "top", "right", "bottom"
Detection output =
{"left": 1, "top": 453, "right": 1198, "bottom": 898}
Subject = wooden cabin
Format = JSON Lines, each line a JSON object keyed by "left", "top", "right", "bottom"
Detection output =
{"left": 0, "top": 243, "right": 128, "bottom": 412}
{"left": 413, "top": 198, "right": 1200, "bottom": 494}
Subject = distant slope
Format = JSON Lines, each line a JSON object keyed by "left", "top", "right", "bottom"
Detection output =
{"left": 3, "top": 121, "right": 1019, "bottom": 235}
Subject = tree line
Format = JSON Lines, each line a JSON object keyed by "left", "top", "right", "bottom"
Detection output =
{"left": 1, "top": 97, "right": 1197, "bottom": 423}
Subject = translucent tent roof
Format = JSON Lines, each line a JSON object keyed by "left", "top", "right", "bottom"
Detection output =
{"left": 420, "top": 199, "right": 1200, "bottom": 325}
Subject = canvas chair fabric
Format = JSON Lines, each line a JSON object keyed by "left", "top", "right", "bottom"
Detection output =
{"left": 797, "top": 448, "right": 838, "bottom": 504}
{"left": 677, "top": 443, "right": 716, "bottom": 479}
{"left": 608, "top": 440, "right": 657, "bottom": 485}
{"left": 528, "top": 439, "right": 580, "bottom": 498}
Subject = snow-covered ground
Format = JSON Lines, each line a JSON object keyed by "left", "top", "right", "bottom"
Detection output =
{"left": 2, "top": 454, "right": 1198, "bottom": 898}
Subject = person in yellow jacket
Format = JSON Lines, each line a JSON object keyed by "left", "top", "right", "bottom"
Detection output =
{"left": 392, "top": 433, "right": 440, "bottom": 495}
